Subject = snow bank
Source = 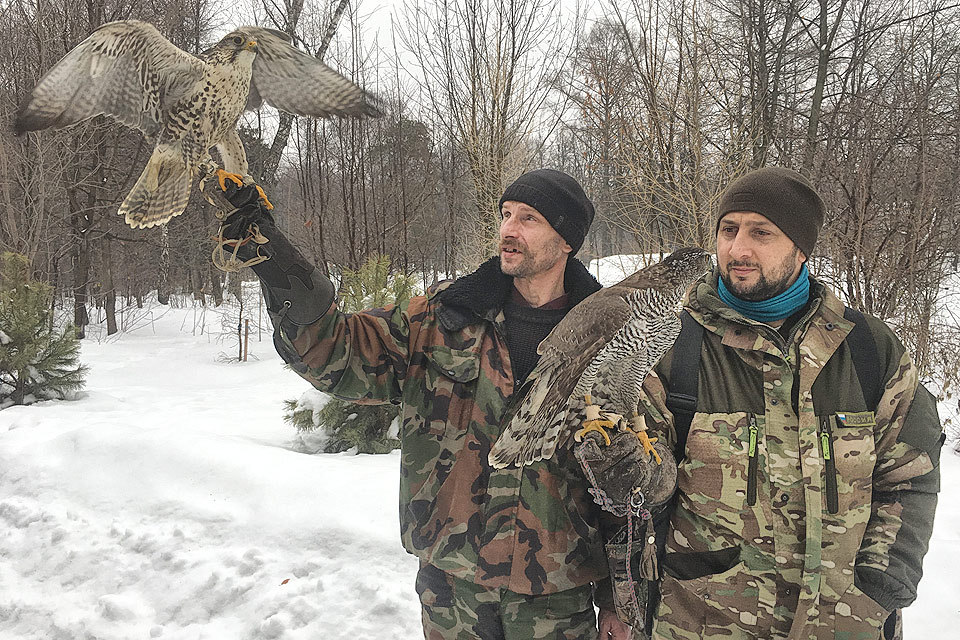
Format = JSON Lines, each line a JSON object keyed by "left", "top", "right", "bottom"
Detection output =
{"left": 0, "top": 303, "right": 420, "bottom": 639}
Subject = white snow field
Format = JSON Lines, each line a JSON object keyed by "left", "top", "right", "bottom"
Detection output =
{"left": 0, "top": 302, "right": 420, "bottom": 640}
{"left": 1, "top": 272, "right": 958, "bottom": 639}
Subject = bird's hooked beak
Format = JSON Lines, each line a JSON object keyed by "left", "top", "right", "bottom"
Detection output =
{"left": 246, "top": 40, "right": 258, "bottom": 52}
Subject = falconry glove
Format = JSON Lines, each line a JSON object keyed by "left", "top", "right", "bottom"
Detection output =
{"left": 576, "top": 428, "right": 677, "bottom": 513}
{"left": 575, "top": 426, "right": 678, "bottom": 628}
{"left": 216, "top": 176, "right": 334, "bottom": 330}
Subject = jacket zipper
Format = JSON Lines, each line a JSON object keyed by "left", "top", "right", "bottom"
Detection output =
{"left": 747, "top": 414, "right": 759, "bottom": 506}
{"left": 820, "top": 416, "right": 839, "bottom": 514}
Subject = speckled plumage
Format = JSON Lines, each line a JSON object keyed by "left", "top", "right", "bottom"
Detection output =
{"left": 15, "top": 20, "right": 381, "bottom": 229}
{"left": 489, "top": 247, "right": 713, "bottom": 468}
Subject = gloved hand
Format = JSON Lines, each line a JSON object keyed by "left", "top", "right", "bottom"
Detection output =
{"left": 208, "top": 171, "right": 335, "bottom": 330}
{"left": 576, "top": 427, "right": 678, "bottom": 513}
{"left": 578, "top": 426, "right": 677, "bottom": 628}
{"left": 215, "top": 174, "right": 276, "bottom": 264}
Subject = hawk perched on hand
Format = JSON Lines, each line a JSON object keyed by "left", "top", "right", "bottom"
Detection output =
{"left": 14, "top": 20, "right": 381, "bottom": 229}
{"left": 489, "top": 247, "right": 712, "bottom": 469}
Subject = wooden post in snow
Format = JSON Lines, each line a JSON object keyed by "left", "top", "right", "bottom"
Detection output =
{"left": 244, "top": 319, "right": 250, "bottom": 362}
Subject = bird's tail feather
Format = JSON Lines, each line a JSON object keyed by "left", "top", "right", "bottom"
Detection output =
{"left": 119, "top": 146, "right": 193, "bottom": 229}
{"left": 489, "top": 360, "right": 574, "bottom": 468}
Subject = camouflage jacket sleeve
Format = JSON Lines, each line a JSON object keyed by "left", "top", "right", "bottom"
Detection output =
{"left": 279, "top": 297, "right": 420, "bottom": 404}
{"left": 854, "top": 322, "right": 944, "bottom": 612}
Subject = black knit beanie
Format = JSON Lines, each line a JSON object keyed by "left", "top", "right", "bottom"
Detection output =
{"left": 717, "top": 166, "right": 825, "bottom": 257}
{"left": 499, "top": 169, "right": 595, "bottom": 254}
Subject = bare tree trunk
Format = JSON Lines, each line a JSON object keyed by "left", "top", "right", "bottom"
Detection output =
{"left": 209, "top": 264, "right": 223, "bottom": 306}
{"left": 157, "top": 225, "right": 170, "bottom": 305}
{"left": 802, "top": 0, "right": 850, "bottom": 173}
{"left": 102, "top": 236, "right": 118, "bottom": 335}
{"left": 68, "top": 194, "right": 91, "bottom": 338}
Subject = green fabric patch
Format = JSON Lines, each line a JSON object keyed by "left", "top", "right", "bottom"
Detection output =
{"left": 898, "top": 384, "right": 944, "bottom": 463}
{"left": 836, "top": 411, "right": 876, "bottom": 427}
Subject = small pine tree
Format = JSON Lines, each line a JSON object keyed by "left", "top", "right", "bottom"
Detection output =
{"left": 0, "top": 252, "right": 88, "bottom": 408}
{"left": 284, "top": 392, "right": 400, "bottom": 454}
{"left": 283, "top": 256, "right": 417, "bottom": 453}
{"left": 338, "top": 255, "right": 417, "bottom": 312}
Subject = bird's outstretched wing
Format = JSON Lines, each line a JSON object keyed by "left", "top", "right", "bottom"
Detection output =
{"left": 15, "top": 20, "right": 203, "bottom": 136}
{"left": 241, "top": 27, "right": 382, "bottom": 118}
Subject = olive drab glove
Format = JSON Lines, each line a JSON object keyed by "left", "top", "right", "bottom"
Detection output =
{"left": 216, "top": 177, "right": 335, "bottom": 339}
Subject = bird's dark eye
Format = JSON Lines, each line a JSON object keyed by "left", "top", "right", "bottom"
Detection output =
{"left": 232, "top": 36, "right": 244, "bottom": 45}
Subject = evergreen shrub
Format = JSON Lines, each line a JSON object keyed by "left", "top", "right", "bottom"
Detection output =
{"left": 0, "top": 252, "right": 87, "bottom": 408}
{"left": 283, "top": 255, "right": 417, "bottom": 453}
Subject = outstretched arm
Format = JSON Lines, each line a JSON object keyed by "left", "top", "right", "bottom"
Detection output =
{"left": 214, "top": 176, "right": 410, "bottom": 403}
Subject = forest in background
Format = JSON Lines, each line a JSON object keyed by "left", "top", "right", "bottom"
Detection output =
{"left": 1, "top": 0, "right": 959, "bottom": 394}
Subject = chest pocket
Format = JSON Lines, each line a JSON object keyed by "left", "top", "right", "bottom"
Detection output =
{"left": 678, "top": 411, "right": 754, "bottom": 530}
{"left": 424, "top": 346, "right": 480, "bottom": 384}
{"left": 818, "top": 411, "right": 876, "bottom": 515}
{"left": 420, "top": 346, "right": 481, "bottom": 437}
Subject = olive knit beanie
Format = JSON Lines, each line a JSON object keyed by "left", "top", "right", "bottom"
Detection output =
{"left": 717, "top": 166, "right": 825, "bottom": 257}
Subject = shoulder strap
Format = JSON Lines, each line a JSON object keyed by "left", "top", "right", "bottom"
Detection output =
{"left": 665, "top": 310, "right": 703, "bottom": 462}
{"left": 843, "top": 306, "right": 883, "bottom": 409}
{"left": 663, "top": 308, "right": 883, "bottom": 453}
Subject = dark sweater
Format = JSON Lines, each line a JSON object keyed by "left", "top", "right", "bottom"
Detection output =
{"left": 503, "top": 288, "right": 570, "bottom": 385}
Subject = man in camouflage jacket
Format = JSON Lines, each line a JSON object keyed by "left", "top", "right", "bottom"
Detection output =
{"left": 638, "top": 167, "right": 943, "bottom": 640}
{"left": 217, "top": 169, "right": 631, "bottom": 639}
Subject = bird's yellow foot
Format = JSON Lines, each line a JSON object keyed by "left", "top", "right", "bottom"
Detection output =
{"left": 575, "top": 396, "right": 615, "bottom": 445}
{"left": 575, "top": 419, "right": 615, "bottom": 445}
{"left": 216, "top": 169, "right": 244, "bottom": 190}
{"left": 623, "top": 414, "right": 662, "bottom": 464}
{"left": 636, "top": 429, "right": 662, "bottom": 464}
{"left": 253, "top": 185, "right": 274, "bottom": 210}
{"left": 214, "top": 170, "right": 274, "bottom": 210}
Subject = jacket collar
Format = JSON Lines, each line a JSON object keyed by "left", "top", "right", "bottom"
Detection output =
{"left": 686, "top": 268, "right": 848, "bottom": 343}
{"left": 433, "top": 256, "right": 601, "bottom": 331}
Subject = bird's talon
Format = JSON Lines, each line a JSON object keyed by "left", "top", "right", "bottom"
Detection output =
{"left": 575, "top": 420, "right": 614, "bottom": 445}
{"left": 216, "top": 169, "right": 244, "bottom": 191}
{"left": 254, "top": 185, "right": 274, "bottom": 210}
{"left": 635, "top": 430, "right": 662, "bottom": 464}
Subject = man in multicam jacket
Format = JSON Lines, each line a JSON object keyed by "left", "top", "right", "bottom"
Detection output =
{"left": 217, "top": 169, "right": 632, "bottom": 639}
{"left": 638, "top": 167, "right": 944, "bottom": 640}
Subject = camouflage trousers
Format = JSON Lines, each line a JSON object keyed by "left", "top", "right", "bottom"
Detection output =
{"left": 416, "top": 563, "right": 597, "bottom": 639}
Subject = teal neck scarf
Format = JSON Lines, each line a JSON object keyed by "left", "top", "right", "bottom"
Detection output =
{"left": 717, "top": 264, "right": 810, "bottom": 323}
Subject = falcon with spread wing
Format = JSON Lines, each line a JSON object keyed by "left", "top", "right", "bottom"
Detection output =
{"left": 489, "top": 247, "right": 712, "bottom": 469}
{"left": 14, "top": 20, "right": 381, "bottom": 229}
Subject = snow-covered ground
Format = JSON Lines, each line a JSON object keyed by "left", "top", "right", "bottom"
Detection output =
{"left": 0, "top": 302, "right": 420, "bottom": 640}
{"left": 1, "top": 273, "right": 958, "bottom": 639}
